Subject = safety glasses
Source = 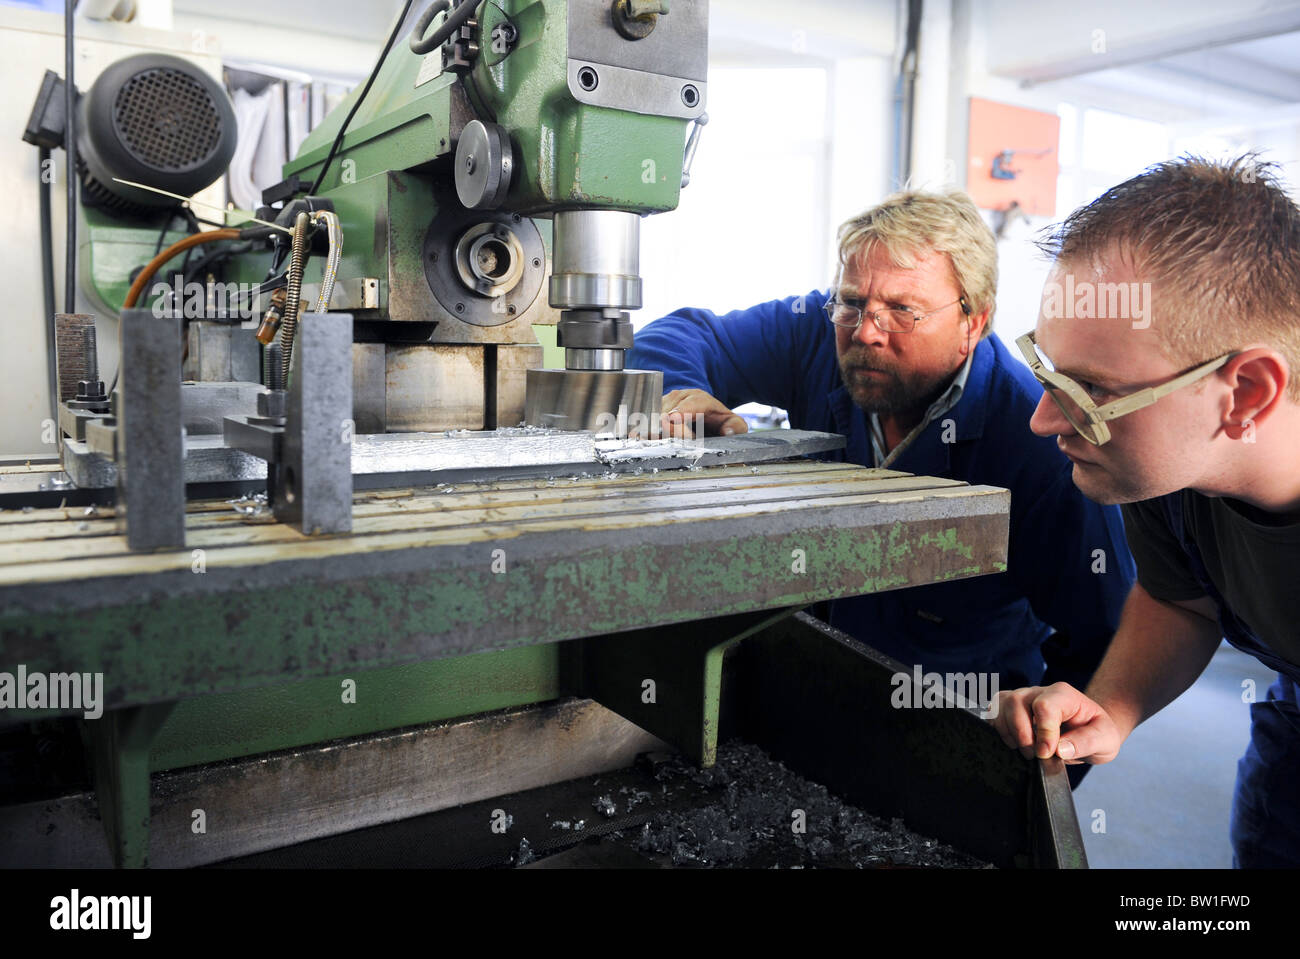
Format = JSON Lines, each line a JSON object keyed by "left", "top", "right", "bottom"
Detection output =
{"left": 1015, "top": 331, "right": 1234, "bottom": 446}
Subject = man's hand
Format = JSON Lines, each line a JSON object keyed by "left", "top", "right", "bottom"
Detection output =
{"left": 659, "top": 389, "right": 749, "bottom": 439}
{"left": 990, "top": 682, "right": 1127, "bottom": 765}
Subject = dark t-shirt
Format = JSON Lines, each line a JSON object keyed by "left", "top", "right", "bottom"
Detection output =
{"left": 1122, "top": 491, "right": 1300, "bottom": 670}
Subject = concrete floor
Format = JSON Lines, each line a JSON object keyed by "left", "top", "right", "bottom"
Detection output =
{"left": 1072, "top": 642, "right": 1277, "bottom": 868}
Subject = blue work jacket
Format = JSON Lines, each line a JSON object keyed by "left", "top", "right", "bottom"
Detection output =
{"left": 628, "top": 289, "right": 1136, "bottom": 692}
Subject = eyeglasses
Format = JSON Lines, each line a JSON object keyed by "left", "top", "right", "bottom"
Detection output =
{"left": 823, "top": 293, "right": 970, "bottom": 334}
{"left": 1015, "top": 330, "right": 1235, "bottom": 446}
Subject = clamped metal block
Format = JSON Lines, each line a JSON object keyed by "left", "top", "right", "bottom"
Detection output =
{"left": 274, "top": 312, "right": 354, "bottom": 535}
{"left": 117, "top": 308, "right": 186, "bottom": 551}
{"left": 225, "top": 315, "right": 353, "bottom": 535}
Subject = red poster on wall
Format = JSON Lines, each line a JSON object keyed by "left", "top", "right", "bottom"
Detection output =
{"left": 967, "top": 97, "right": 1060, "bottom": 215}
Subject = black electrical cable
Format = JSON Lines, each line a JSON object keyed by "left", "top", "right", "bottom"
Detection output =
{"left": 38, "top": 147, "right": 58, "bottom": 420}
{"left": 182, "top": 240, "right": 255, "bottom": 322}
{"left": 409, "top": 0, "right": 479, "bottom": 55}
{"left": 307, "top": 0, "right": 417, "bottom": 195}
{"left": 176, "top": 208, "right": 203, "bottom": 277}
{"left": 64, "top": 0, "right": 76, "bottom": 314}
{"left": 232, "top": 271, "right": 289, "bottom": 308}
{"left": 153, "top": 210, "right": 181, "bottom": 256}
{"left": 182, "top": 240, "right": 253, "bottom": 289}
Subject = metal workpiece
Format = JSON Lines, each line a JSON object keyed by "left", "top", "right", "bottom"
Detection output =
{"left": 347, "top": 426, "right": 842, "bottom": 474}
{"left": 524, "top": 367, "right": 661, "bottom": 433}
{"left": 183, "top": 320, "right": 261, "bottom": 384}
{"left": 222, "top": 416, "right": 283, "bottom": 466}
{"left": 67, "top": 381, "right": 263, "bottom": 445}
{"left": 273, "top": 312, "right": 354, "bottom": 535}
{"left": 51, "top": 424, "right": 844, "bottom": 498}
{"left": 62, "top": 436, "right": 268, "bottom": 490}
{"left": 355, "top": 335, "right": 538, "bottom": 435}
{"left": 15, "top": 429, "right": 842, "bottom": 507}
{"left": 549, "top": 210, "right": 642, "bottom": 311}
{"left": 0, "top": 461, "right": 1009, "bottom": 718}
{"left": 65, "top": 380, "right": 267, "bottom": 487}
{"left": 116, "top": 309, "right": 186, "bottom": 552}
{"left": 356, "top": 343, "right": 495, "bottom": 432}
{"left": 178, "top": 381, "right": 266, "bottom": 434}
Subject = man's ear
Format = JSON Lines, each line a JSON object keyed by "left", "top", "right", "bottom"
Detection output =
{"left": 1220, "top": 347, "right": 1288, "bottom": 439}
{"left": 961, "top": 308, "right": 990, "bottom": 354}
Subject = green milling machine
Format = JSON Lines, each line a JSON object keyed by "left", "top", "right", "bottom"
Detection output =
{"left": 0, "top": 0, "right": 1085, "bottom": 869}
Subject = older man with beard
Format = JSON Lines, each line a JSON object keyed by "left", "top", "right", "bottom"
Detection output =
{"left": 628, "top": 190, "right": 1134, "bottom": 758}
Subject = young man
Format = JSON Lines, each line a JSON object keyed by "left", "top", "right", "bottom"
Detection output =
{"left": 629, "top": 190, "right": 1134, "bottom": 725}
{"left": 991, "top": 155, "right": 1300, "bottom": 867}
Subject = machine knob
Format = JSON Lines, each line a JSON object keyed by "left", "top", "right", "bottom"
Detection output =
{"left": 454, "top": 119, "right": 513, "bottom": 210}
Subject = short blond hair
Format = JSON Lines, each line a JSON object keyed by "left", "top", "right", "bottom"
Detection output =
{"left": 836, "top": 189, "right": 998, "bottom": 337}
{"left": 1037, "top": 155, "right": 1300, "bottom": 402}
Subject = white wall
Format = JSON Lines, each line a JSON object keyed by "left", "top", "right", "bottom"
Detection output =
{"left": 938, "top": 0, "right": 1300, "bottom": 355}
{"left": 0, "top": 5, "right": 226, "bottom": 460}
{"left": 637, "top": 56, "right": 895, "bottom": 326}
{"left": 634, "top": 0, "right": 899, "bottom": 324}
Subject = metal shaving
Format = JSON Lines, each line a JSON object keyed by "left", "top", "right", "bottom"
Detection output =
{"left": 593, "top": 437, "right": 724, "bottom": 466}
{"left": 600, "top": 742, "right": 990, "bottom": 869}
{"left": 226, "top": 491, "right": 269, "bottom": 517}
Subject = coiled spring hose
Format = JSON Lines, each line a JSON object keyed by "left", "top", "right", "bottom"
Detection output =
{"left": 278, "top": 209, "right": 343, "bottom": 386}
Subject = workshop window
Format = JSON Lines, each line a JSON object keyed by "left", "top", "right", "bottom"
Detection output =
{"left": 638, "top": 66, "right": 831, "bottom": 329}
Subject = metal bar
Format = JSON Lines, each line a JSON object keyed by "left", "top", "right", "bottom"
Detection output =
{"left": 117, "top": 309, "right": 185, "bottom": 551}
{"left": 55, "top": 427, "right": 848, "bottom": 492}
{"left": 275, "top": 312, "right": 353, "bottom": 534}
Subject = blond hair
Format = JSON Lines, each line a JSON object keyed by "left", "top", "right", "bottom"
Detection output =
{"left": 836, "top": 189, "right": 998, "bottom": 337}
{"left": 1037, "top": 154, "right": 1300, "bottom": 402}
